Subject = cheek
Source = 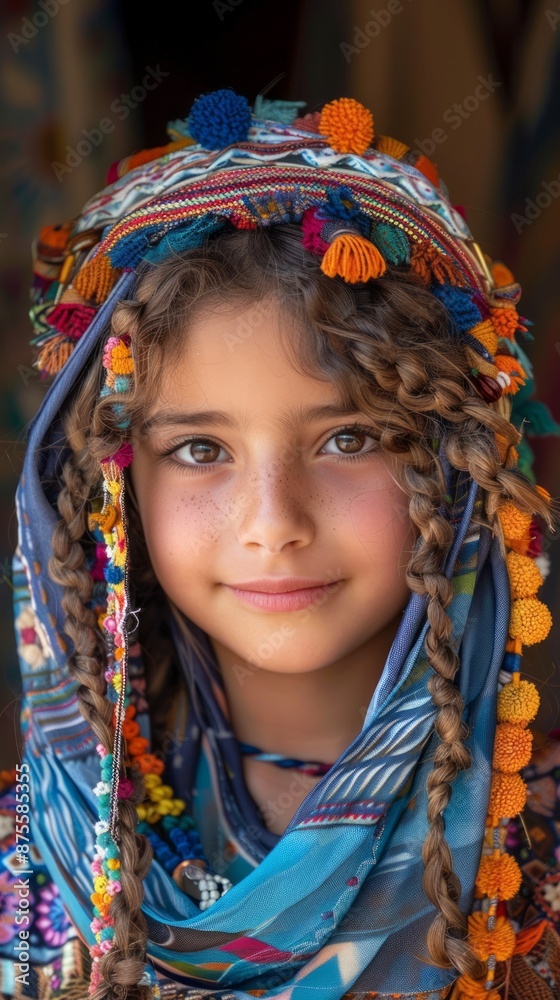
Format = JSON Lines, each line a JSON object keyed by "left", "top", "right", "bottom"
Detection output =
{"left": 348, "top": 481, "right": 413, "bottom": 570}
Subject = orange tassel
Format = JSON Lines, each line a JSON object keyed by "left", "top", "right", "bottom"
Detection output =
{"left": 374, "top": 134, "right": 409, "bottom": 159}
{"left": 37, "top": 334, "right": 74, "bottom": 375}
{"left": 493, "top": 353, "right": 527, "bottom": 394}
{"left": 73, "top": 253, "right": 121, "bottom": 304}
{"left": 514, "top": 918, "right": 549, "bottom": 955}
{"left": 321, "top": 233, "right": 386, "bottom": 283}
{"left": 409, "top": 239, "right": 466, "bottom": 285}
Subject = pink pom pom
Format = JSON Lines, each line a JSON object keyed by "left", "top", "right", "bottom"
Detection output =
{"left": 118, "top": 778, "right": 134, "bottom": 799}
{"left": 106, "top": 880, "right": 122, "bottom": 896}
{"left": 91, "top": 917, "right": 104, "bottom": 933}
{"left": 104, "top": 616, "right": 117, "bottom": 633}
{"left": 301, "top": 207, "right": 330, "bottom": 254}
{"left": 104, "top": 669, "right": 114, "bottom": 683}
{"left": 100, "top": 939, "right": 113, "bottom": 953}
{"left": 91, "top": 859, "right": 103, "bottom": 876}
{"left": 96, "top": 743, "right": 108, "bottom": 758}
{"left": 106, "top": 442, "right": 134, "bottom": 469}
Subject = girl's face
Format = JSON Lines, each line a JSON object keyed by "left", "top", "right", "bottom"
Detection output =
{"left": 130, "top": 299, "right": 416, "bottom": 676}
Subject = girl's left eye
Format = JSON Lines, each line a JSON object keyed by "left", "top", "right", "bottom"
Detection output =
{"left": 321, "top": 427, "right": 375, "bottom": 458}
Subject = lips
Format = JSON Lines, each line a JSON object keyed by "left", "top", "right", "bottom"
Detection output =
{"left": 229, "top": 578, "right": 339, "bottom": 594}
{"left": 225, "top": 580, "right": 343, "bottom": 612}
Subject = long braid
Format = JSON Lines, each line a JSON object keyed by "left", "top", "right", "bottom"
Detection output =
{"left": 48, "top": 364, "right": 155, "bottom": 999}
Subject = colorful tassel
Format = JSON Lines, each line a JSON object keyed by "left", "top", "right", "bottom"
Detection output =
{"left": 73, "top": 253, "right": 121, "bottom": 304}
{"left": 321, "top": 233, "right": 386, "bottom": 283}
{"left": 46, "top": 303, "right": 96, "bottom": 339}
{"left": 409, "top": 240, "right": 467, "bottom": 286}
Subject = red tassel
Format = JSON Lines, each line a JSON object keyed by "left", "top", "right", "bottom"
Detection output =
{"left": 47, "top": 303, "right": 96, "bottom": 339}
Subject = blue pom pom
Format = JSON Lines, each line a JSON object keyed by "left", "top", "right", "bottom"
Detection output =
{"left": 188, "top": 88, "right": 252, "bottom": 150}
{"left": 104, "top": 565, "right": 124, "bottom": 584}
{"left": 431, "top": 283, "right": 483, "bottom": 332}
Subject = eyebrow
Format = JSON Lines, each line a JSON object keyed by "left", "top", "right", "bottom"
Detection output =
{"left": 141, "top": 403, "right": 364, "bottom": 434}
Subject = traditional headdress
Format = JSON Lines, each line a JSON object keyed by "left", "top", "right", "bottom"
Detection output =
{"left": 14, "top": 89, "right": 560, "bottom": 999}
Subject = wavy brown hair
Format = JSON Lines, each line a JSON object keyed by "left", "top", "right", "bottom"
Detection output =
{"left": 47, "top": 223, "right": 557, "bottom": 998}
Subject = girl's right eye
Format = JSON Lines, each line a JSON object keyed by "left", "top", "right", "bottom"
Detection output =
{"left": 163, "top": 437, "right": 228, "bottom": 474}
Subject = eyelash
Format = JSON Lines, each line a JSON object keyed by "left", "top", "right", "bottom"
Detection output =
{"left": 158, "top": 423, "right": 378, "bottom": 475}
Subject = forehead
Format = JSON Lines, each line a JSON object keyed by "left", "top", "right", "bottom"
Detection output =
{"left": 143, "top": 299, "right": 358, "bottom": 430}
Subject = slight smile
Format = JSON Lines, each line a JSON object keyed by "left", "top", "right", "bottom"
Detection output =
{"left": 225, "top": 577, "right": 342, "bottom": 611}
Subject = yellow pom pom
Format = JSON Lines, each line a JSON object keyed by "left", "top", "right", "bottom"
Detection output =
{"left": 493, "top": 722, "right": 533, "bottom": 773}
{"left": 468, "top": 912, "right": 516, "bottom": 961}
{"left": 475, "top": 851, "right": 522, "bottom": 900}
{"left": 318, "top": 97, "right": 374, "bottom": 154}
{"left": 488, "top": 771, "right": 527, "bottom": 821}
{"left": 498, "top": 679, "right": 540, "bottom": 725}
{"left": 106, "top": 858, "right": 121, "bottom": 870}
{"left": 509, "top": 597, "right": 552, "bottom": 645}
{"left": 497, "top": 502, "right": 532, "bottom": 540}
{"left": 321, "top": 233, "right": 386, "bottom": 283}
{"left": 506, "top": 551, "right": 544, "bottom": 599}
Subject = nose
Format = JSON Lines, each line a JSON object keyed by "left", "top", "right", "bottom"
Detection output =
{"left": 235, "top": 461, "right": 315, "bottom": 554}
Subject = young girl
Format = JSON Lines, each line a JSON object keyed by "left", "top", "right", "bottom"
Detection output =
{"left": 1, "top": 89, "right": 559, "bottom": 1000}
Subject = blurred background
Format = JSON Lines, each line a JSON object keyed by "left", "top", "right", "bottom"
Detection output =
{"left": 1, "top": 0, "right": 559, "bottom": 767}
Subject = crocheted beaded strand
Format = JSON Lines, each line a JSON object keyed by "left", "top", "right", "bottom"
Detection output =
{"left": 456, "top": 488, "right": 553, "bottom": 999}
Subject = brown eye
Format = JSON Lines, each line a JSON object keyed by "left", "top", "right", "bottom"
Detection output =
{"left": 334, "top": 432, "right": 366, "bottom": 453}
{"left": 321, "top": 425, "right": 377, "bottom": 459}
{"left": 173, "top": 439, "right": 227, "bottom": 466}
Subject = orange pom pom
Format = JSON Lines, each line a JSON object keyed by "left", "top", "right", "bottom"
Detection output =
{"left": 488, "top": 771, "right": 527, "bottom": 821}
{"left": 73, "top": 253, "right": 121, "bottom": 304}
{"left": 506, "top": 551, "right": 544, "bottom": 598}
{"left": 455, "top": 973, "right": 500, "bottom": 999}
{"left": 490, "top": 305, "right": 519, "bottom": 340}
{"left": 497, "top": 502, "right": 532, "bottom": 540}
{"left": 468, "top": 912, "right": 516, "bottom": 962}
{"left": 132, "top": 753, "right": 165, "bottom": 776}
{"left": 126, "top": 736, "right": 150, "bottom": 756}
{"left": 498, "top": 679, "right": 540, "bottom": 725}
{"left": 318, "top": 97, "right": 374, "bottom": 155}
{"left": 321, "top": 233, "right": 385, "bottom": 283}
{"left": 475, "top": 851, "right": 522, "bottom": 900}
{"left": 493, "top": 722, "right": 533, "bottom": 772}
{"left": 509, "top": 597, "right": 552, "bottom": 645}
{"left": 491, "top": 261, "right": 515, "bottom": 287}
